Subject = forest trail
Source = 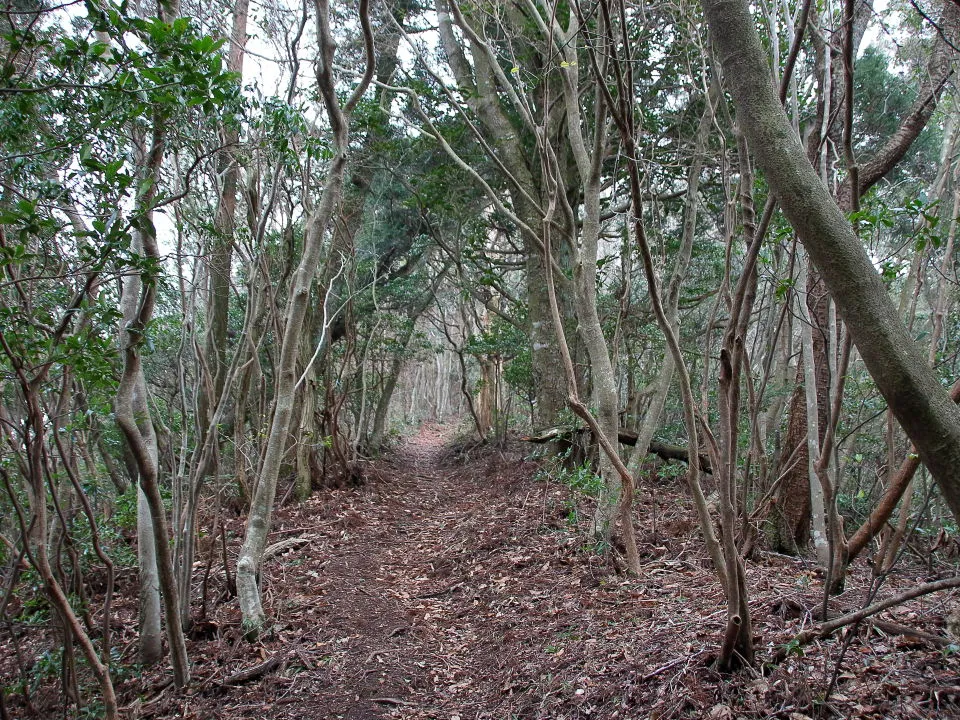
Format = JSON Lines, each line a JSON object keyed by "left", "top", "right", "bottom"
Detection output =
{"left": 291, "top": 423, "right": 533, "bottom": 719}
{"left": 136, "top": 427, "right": 960, "bottom": 720}
{"left": 171, "top": 425, "right": 603, "bottom": 720}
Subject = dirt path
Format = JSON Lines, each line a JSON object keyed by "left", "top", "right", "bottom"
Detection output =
{"left": 135, "top": 427, "right": 960, "bottom": 720}
{"left": 173, "top": 425, "right": 575, "bottom": 720}
{"left": 296, "top": 425, "right": 583, "bottom": 719}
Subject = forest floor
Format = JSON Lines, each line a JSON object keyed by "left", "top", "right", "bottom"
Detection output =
{"left": 6, "top": 424, "right": 960, "bottom": 719}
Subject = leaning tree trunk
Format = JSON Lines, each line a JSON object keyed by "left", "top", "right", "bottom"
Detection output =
{"left": 626, "top": 91, "right": 713, "bottom": 478}
{"left": 770, "top": 0, "right": 960, "bottom": 552}
{"left": 701, "top": 0, "right": 960, "bottom": 525}
{"left": 112, "top": 0, "right": 192, "bottom": 685}
{"left": 9, "top": 379, "right": 118, "bottom": 719}
{"left": 553, "top": 18, "right": 625, "bottom": 547}
{"left": 235, "top": 0, "right": 374, "bottom": 635}
{"left": 116, "top": 224, "right": 191, "bottom": 686}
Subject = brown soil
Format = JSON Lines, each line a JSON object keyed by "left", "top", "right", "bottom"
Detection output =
{"left": 4, "top": 425, "right": 960, "bottom": 719}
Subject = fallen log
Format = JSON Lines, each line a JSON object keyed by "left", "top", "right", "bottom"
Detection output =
{"left": 263, "top": 536, "right": 311, "bottom": 562}
{"left": 221, "top": 652, "right": 288, "bottom": 686}
{"left": 523, "top": 426, "right": 712, "bottom": 473}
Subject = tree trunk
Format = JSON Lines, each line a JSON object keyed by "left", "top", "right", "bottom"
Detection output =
{"left": 137, "top": 483, "right": 162, "bottom": 666}
{"left": 626, "top": 91, "right": 714, "bottom": 479}
{"left": 14, "top": 384, "right": 118, "bottom": 719}
{"left": 767, "top": 0, "right": 960, "bottom": 557}
{"left": 116, "top": 225, "right": 190, "bottom": 686}
{"left": 436, "top": 0, "right": 573, "bottom": 432}
{"left": 769, "top": 384, "right": 811, "bottom": 553}
{"left": 294, "top": 364, "right": 317, "bottom": 501}
{"left": 236, "top": 0, "right": 374, "bottom": 635}
{"left": 198, "top": 0, "right": 249, "bottom": 439}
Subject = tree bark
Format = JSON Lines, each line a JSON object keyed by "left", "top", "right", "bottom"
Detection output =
{"left": 836, "top": 1, "right": 960, "bottom": 209}
{"left": 198, "top": 0, "right": 249, "bottom": 438}
{"left": 137, "top": 482, "right": 162, "bottom": 666}
{"left": 770, "top": 0, "right": 960, "bottom": 556}
{"left": 184, "top": 0, "right": 251, "bottom": 626}
{"left": 626, "top": 91, "right": 714, "bottom": 482}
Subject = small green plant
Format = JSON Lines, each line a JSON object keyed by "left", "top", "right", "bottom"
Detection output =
{"left": 113, "top": 490, "right": 137, "bottom": 532}
{"left": 27, "top": 647, "right": 63, "bottom": 694}
{"left": 241, "top": 617, "right": 262, "bottom": 641}
{"left": 779, "top": 638, "right": 805, "bottom": 658}
{"left": 536, "top": 457, "right": 604, "bottom": 496}
{"left": 585, "top": 539, "right": 610, "bottom": 555}
{"left": 16, "top": 570, "right": 49, "bottom": 625}
{"left": 78, "top": 701, "right": 107, "bottom": 719}
{"left": 657, "top": 461, "right": 686, "bottom": 482}
{"left": 564, "top": 463, "right": 604, "bottom": 496}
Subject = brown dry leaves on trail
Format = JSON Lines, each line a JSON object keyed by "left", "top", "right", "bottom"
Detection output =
{"left": 6, "top": 424, "right": 960, "bottom": 719}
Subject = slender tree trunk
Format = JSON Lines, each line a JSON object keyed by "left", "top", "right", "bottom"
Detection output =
{"left": 236, "top": 179, "right": 347, "bottom": 631}
{"left": 294, "top": 365, "right": 317, "bottom": 501}
{"left": 236, "top": 0, "right": 374, "bottom": 634}
{"left": 179, "top": 0, "right": 251, "bottom": 630}
{"left": 579, "top": 0, "right": 733, "bottom": 627}
{"left": 797, "top": 251, "right": 829, "bottom": 566}
{"left": 116, "top": 226, "right": 190, "bottom": 685}
{"left": 118, "top": 281, "right": 162, "bottom": 664}
{"left": 767, "top": 0, "right": 959, "bottom": 555}
{"left": 137, "top": 483, "right": 162, "bottom": 665}
{"left": 10, "top": 381, "right": 118, "bottom": 719}
{"left": 198, "top": 0, "right": 249, "bottom": 436}
{"left": 549, "top": 17, "right": 622, "bottom": 543}
{"left": 111, "top": 0, "right": 191, "bottom": 685}
{"left": 436, "top": 0, "right": 573, "bottom": 431}
{"left": 626, "top": 91, "right": 714, "bottom": 478}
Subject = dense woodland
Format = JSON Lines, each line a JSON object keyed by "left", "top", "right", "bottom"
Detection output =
{"left": 4, "top": 0, "right": 960, "bottom": 717}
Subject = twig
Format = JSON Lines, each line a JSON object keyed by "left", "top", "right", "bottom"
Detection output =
{"left": 269, "top": 525, "right": 333, "bottom": 537}
{"left": 263, "top": 537, "right": 311, "bottom": 562}
{"left": 640, "top": 650, "right": 705, "bottom": 682}
{"left": 370, "top": 697, "right": 416, "bottom": 706}
{"left": 871, "top": 619, "right": 953, "bottom": 648}
{"left": 294, "top": 649, "right": 314, "bottom": 670}
{"left": 415, "top": 582, "right": 462, "bottom": 599}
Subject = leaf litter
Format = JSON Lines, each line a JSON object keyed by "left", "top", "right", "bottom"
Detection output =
{"left": 4, "top": 424, "right": 960, "bottom": 719}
